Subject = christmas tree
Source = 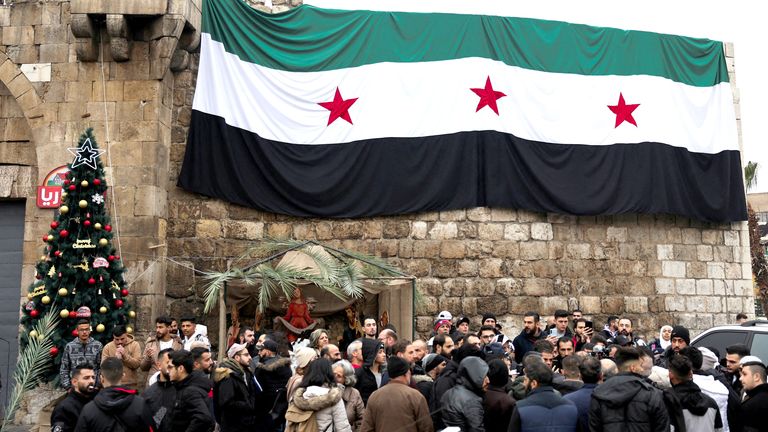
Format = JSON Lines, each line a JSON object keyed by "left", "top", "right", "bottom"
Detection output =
{"left": 20, "top": 128, "right": 134, "bottom": 384}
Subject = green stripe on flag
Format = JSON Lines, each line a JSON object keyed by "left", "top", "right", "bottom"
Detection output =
{"left": 203, "top": 0, "right": 728, "bottom": 87}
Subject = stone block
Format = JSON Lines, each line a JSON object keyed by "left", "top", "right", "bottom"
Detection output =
{"left": 457, "top": 222, "right": 477, "bottom": 239}
{"left": 696, "top": 245, "right": 713, "bottom": 262}
{"left": 415, "top": 295, "right": 438, "bottom": 316}
{"left": 504, "top": 223, "right": 529, "bottom": 241}
{"left": 438, "top": 297, "right": 462, "bottom": 315}
{"left": 42, "top": 3, "right": 62, "bottom": 25}
{"left": 332, "top": 222, "right": 362, "bottom": 239}
{"left": 440, "top": 240, "right": 465, "bottom": 259}
{"left": 478, "top": 258, "right": 503, "bottom": 278}
{"left": 64, "top": 81, "right": 91, "bottom": 102}
{"left": 496, "top": 278, "right": 522, "bottom": 297}
{"left": 508, "top": 296, "right": 539, "bottom": 314}
{"left": 518, "top": 210, "right": 546, "bottom": 222}
{"left": 685, "top": 296, "right": 707, "bottom": 312}
{"left": 7, "top": 44, "right": 39, "bottom": 64}
{"left": 725, "top": 263, "right": 742, "bottom": 279}
{"left": 520, "top": 241, "right": 548, "bottom": 260}
{"left": 713, "top": 246, "right": 733, "bottom": 262}
{"left": 439, "top": 209, "right": 466, "bottom": 221}
{"left": 444, "top": 278, "right": 467, "bottom": 296}
{"left": 456, "top": 260, "right": 478, "bottom": 277}
{"left": 428, "top": 222, "right": 457, "bottom": 239}
{"left": 265, "top": 223, "right": 291, "bottom": 239}
{"left": 695, "top": 279, "right": 714, "bottom": 295}
{"left": 166, "top": 259, "right": 195, "bottom": 298}
{"left": 531, "top": 261, "right": 559, "bottom": 278}
{"left": 625, "top": 296, "right": 648, "bottom": 313}
{"left": 410, "top": 221, "right": 427, "bottom": 239}
{"left": 467, "top": 207, "right": 491, "bottom": 222}
{"left": 702, "top": 230, "right": 722, "bottom": 245}
{"left": 665, "top": 296, "right": 686, "bottom": 312}
{"left": 523, "top": 278, "right": 553, "bottom": 296}
{"left": 724, "top": 230, "right": 740, "bottom": 246}
{"left": 681, "top": 228, "right": 702, "bottom": 245}
{"left": 675, "top": 279, "right": 696, "bottom": 295}
{"left": 469, "top": 279, "right": 496, "bottom": 297}
{"left": 492, "top": 241, "right": 519, "bottom": 258}
{"left": 195, "top": 219, "right": 221, "bottom": 238}
{"left": 362, "top": 221, "right": 383, "bottom": 239}
{"left": 579, "top": 296, "right": 601, "bottom": 314}
{"left": 584, "top": 227, "right": 606, "bottom": 242}
{"left": 706, "top": 262, "right": 725, "bottom": 279}
{"left": 539, "top": 296, "right": 568, "bottom": 315}
{"left": 431, "top": 260, "right": 457, "bottom": 278}
{"left": 418, "top": 278, "right": 442, "bottom": 297}
{"left": 685, "top": 262, "right": 707, "bottom": 279}
{"left": 606, "top": 226, "right": 628, "bottom": 242}
{"left": 491, "top": 208, "right": 517, "bottom": 221}
{"left": 412, "top": 240, "right": 440, "bottom": 258}
{"left": 92, "top": 80, "right": 124, "bottom": 101}
{"left": 673, "top": 245, "right": 697, "bottom": 261}
{"left": 223, "top": 220, "right": 264, "bottom": 240}
{"left": 477, "top": 295, "right": 509, "bottom": 316}
{"left": 600, "top": 296, "right": 624, "bottom": 314}
{"left": 478, "top": 223, "right": 504, "bottom": 240}
{"left": 661, "top": 261, "right": 686, "bottom": 278}
{"left": 531, "top": 222, "right": 553, "bottom": 240}
{"left": 566, "top": 244, "right": 591, "bottom": 259}
{"left": 403, "top": 259, "right": 430, "bottom": 277}
{"left": 743, "top": 262, "right": 753, "bottom": 280}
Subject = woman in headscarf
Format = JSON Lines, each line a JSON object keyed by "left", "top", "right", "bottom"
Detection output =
{"left": 650, "top": 325, "right": 673, "bottom": 358}
{"left": 287, "top": 347, "right": 317, "bottom": 401}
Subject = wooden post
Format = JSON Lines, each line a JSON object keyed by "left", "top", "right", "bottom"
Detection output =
{"left": 218, "top": 281, "right": 226, "bottom": 362}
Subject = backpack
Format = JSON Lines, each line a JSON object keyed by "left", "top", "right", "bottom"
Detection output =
{"left": 285, "top": 402, "right": 319, "bottom": 432}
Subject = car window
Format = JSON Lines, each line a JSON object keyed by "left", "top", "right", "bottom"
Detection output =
{"left": 750, "top": 333, "right": 768, "bottom": 363}
{"left": 691, "top": 331, "right": 748, "bottom": 359}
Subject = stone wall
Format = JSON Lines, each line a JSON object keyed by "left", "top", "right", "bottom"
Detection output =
{"left": 0, "top": 0, "right": 754, "bottom": 355}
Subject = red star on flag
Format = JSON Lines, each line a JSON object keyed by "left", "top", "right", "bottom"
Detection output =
{"left": 608, "top": 93, "right": 640, "bottom": 128}
{"left": 471, "top": 76, "right": 506, "bottom": 115}
{"left": 318, "top": 87, "right": 358, "bottom": 126}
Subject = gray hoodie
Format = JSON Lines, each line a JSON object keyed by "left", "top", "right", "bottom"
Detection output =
{"left": 440, "top": 357, "right": 489, "bottom": 432}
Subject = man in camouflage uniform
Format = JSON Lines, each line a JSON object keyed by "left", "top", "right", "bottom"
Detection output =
{"left": 60, "top": 319, "right": 103, "bottom": 389}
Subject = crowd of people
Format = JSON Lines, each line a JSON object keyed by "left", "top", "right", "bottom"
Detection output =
{"left": 49, "top": 310, "right": 768, "bottom": 432}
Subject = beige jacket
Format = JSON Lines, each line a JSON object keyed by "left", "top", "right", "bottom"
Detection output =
{"left": 101, "top": 334, "right": 142, "bottom": 387}
{"left": 140, "top": 335, "right": 183, "bottom": 379}
{"left": 341, "top": 385, "right": 365, "bottom": 432}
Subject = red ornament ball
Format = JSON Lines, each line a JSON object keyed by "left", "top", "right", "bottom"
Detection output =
{"left": 54, "top": 250, "right": 61, "bottom": 257}
{"left": 63, "top": 179, "right": 70, "bottom": 185}
{"left": 68, "top": 311, "right": 78, "bottom": 318}
{"left": 50, "top": 221, "right": 59, "bottom": 229}
{"left": 88, "top": 277, "right": 96, "bottom": 285}
{"left": 59, "top": 230, "right": 69, "bottom": 238}
{"left": 120, "top": 289, "right": 129, "bottom": 297}
{"left": 35, "top": 274, "right": 42, "bottom": 280}
{"left": 115, "top": 299, "right": 124, "bottom": 308}
{"left": 107, "top": 255, "right": 115, "bottom": 262}
{"left": 29, "top": 310, "right": 39, "bottom": 318}
{"left": 50, "top": 347, "right": 59, "bottom": 357}
{"left": 42, "top": 235, "right": 49, "bottom": 242}
{"left": 104, "top": 225, "right": 112, "bottom": 232}
{"left": 68, "top": 185, "right": 75, "bottom": 191}
{"left": 72, "top": 329, "right": 78, "bottom": 337}
{"left": 93, "top": 178, "right": 101, "bottom": 186}
{"left": 84, "top": 220, "right": 91, "bottom": 227}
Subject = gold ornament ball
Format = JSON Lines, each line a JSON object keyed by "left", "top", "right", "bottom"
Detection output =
{"left": 41, "top": 295, "right": 51, "bottom": 304}
{"left": 96, "top": 324, "right": 105, "bottom": 333}
{"left": 81, "top": 180, "right": 89, "bottom": 187}
{"left": 58, "top": 288, "right": 68, "bottom": 296}
{"left": 40, "top": 255, "right": 47, "bottom": 261}
{"left": 126, "top": 326, "right": 133, "bottom": 334}
{"left": 128, "top": 310, "right": 136, "bottom": 318}
{"left": 47, "top": 234, "right": 54, "bottom": 241}
{"left": 26, "top": 293, "right": 33, "bottom": 300}
{"left": 60, "top": 205, "right": 69, "bottom": 214}
{"left": 29, "top": 330, "right": 38, "bottom": 339}
{"left": 78, "top": 200, "right": 88, "bottom": 208}
{"left": 99, "top": 238, "right": 108, "bottom": 247}
{"left": 94, "top": 223, "right": 102, "bottom": 230}
{"left": 59, "top": 309, "right": 69, "bottom": 319}
{"left": 99, "top": 306, "right": 108, "bottom": 314}
{"left": 61, "top": 192, "right": 67, "bottom": 199}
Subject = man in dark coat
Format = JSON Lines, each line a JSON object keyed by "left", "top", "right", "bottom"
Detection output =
{"left": 354, "top": 338, "right": 386, "bottom": 405}
{"left": 167, "top": 350, "right": 215, "bottom": 432}
{"left": 508, "top": 358, "right": 577, "bottom": 432}
{"left": 253, "top": 339, "right": 292, "bottom": 410}
{"left": 431, "top": 337, "right": 483, "bottom": 430}
{"left": 564, "top": 355, "right": 600, "bottom": 432}
{"left": 213, "top": 343, "right": 270, "bottom": 432}
{"left": 441, "top": 357, "right": 489, "bottom": 431}
{"left": 667, "top": 354, "right": 722, "bottom": 432}
{"left": 73, "top": 358, "right": 155, "bottom": 432}
{"left": 590, "top": 346, "right": 670, "bottom": 432}
{"left": 739, "top": 355, "right": 768, "bottom": 432}
{"left": 512, "top": 312, "right": 545, "bottom": 364}
{"left": 51, "top": 364, "right": 97, "bottom": 432}
{"left": 142, "top": 348, "right": 176, "bottom": 432}
{"left": 483, "top": 359, "right": 516, "bottom": 432}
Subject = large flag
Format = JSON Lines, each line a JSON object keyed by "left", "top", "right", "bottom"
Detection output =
{"left": 178, "top": 0, "right": 747, "bottom": 222}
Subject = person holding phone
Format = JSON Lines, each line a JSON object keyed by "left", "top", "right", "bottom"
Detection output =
{"left": 573, "top": 318, "right": 593, "bottom": 352}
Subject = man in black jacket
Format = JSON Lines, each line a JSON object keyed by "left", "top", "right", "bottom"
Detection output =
{"left": 590, "top": 346, "right": 670, "bottom": 432}
{"left": 142, "top": 348, "right": 176, "bottom": 432}
{"left": 167, "top": 350, "right": 215, "bottom": 432}
{"left": 512, "top": 312, "right": 545, "bottom": 363}
{"left": 214, "top": 343, "right": 270, "bottom": 432}
{"left": 667, "top": 354, "right": 723, "bottom": 432}
{"left": 739, "top": 355, "right": 768, "bottom": 432}
{"left": 73, "top": 358, "right": 154, "bottom": 432}
{"left": 508, "top": 358, "right": 577, "bottom": 432}
{"left": 51, "top": 363, "right": 97, "bottom": 432}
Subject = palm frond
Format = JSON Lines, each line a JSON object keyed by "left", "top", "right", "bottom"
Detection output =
{"left": 745, "top": 161, "right": 759, "bottom": 191}
{"left": 200, "top": 268, "right": 239, "bottom": 314}
{"left": 1, "top": 308, "right": 60, "bottom": 431}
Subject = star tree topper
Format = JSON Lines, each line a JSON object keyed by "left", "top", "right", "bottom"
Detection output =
{"left": 68, "top": 138, "right": 106, "bottom": 169}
